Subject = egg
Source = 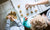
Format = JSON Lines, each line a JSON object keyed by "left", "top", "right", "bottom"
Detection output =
{"left": 26, "top": 8, "right": 28, "bottom": 10}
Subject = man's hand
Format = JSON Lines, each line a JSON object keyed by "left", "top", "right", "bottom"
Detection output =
{"left": 42, "top": 14, "right": 50, "bottom": 25}
{"left": 25, "top": 4, "right": 30, "bottom": 8}
{"left": 10, "top": 17, "right": 14, "bottom": 21}
{"left": 25, "top": 3, "right": 35, "bottom": 8}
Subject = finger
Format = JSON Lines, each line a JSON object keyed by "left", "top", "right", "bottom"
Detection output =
{"left": 7, "top": 16, "right": 9, "bottom": 17}
{"left": 25, "top": 6, "right": 28, "bottom": 9}
{"left": 10, "top": 17, "right": 12, "bottom": 19}
{"left": 42, "top": 14, "right": 46, "bottom": 16}
{"left": 26, "top": 5, "right": 30, "bottom": 8}
{"left": 25, "top": 4, "right": 28, "bottom": 8}
{"left": 25, "top": 4, "right": 29, "bottom": 8}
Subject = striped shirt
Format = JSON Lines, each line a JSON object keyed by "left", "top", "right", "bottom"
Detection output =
{"left": 5, "top": 19, "right": 24, "bottom": 30}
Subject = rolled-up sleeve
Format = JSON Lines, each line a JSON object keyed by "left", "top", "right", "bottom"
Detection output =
{"left": 14, "top": 19, "right": 25, "bottom": 30}
{"left": 5, "top": 19, "right": 10, "bottom": 30}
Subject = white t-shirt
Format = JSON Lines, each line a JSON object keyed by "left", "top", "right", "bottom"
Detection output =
{"left": 45, "top": 0, "right": 50, "bottom": 7}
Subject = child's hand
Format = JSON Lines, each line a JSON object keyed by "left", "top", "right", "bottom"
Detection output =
{"left": 24, "top": 16, "right": 28, "bottom": 21}
{"left": 10, "top": 17, "right": 14, "bottom": 21}
{"left": 7, "top": 15, "right": 11, "bottom": 19}
{"left": 7, "top": 15, "right": 15, "bottom": 21}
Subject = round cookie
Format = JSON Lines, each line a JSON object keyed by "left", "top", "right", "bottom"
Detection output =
{"left": 18, "top": 5, "right": 20, "bottom": 8}
{"left": 35, "top": 9, "right": 37, "bottom": 12}
{"left": 19, "top": 10, "right": 22, "bottom": 13}
{"left": 26, "top": 13, "right": 29, "bottom": 16}
{"left": 21, "top": 14, "right": 23, "bottom": 17}
{"left": 31, "top": 11, "right": 33, "bottom": 13}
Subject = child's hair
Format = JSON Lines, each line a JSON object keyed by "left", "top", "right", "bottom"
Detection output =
{"left": 8, "top": 11, "right": 16, "bottom": 16}
{"left": 6, "top": 11, "right": 17, "bottom": 19}
{"left": 30, "top": 15, "right": 47, "bottom": 30}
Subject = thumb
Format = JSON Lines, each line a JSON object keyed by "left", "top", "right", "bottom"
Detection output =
{"left": 42, "top": 14, "right": 46, "bottom": 17}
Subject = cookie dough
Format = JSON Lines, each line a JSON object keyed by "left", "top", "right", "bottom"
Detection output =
{"left": 31, "top": 11, "right": 33, "bottom": 13}
{"left": 21, "top": 14, "right": 23, "bottom": 17}
{"left": 30, "top": 6, "right": 32, "bottom": 9}
{"left": 18, "top": 5, "right": 20, "bottom": 8}
{"left": 26, "top": 8, "right": 28, "bottom": 10}
{"left": 26, "top": 13, "right": 29, "bottom": 16}
{"left": 19, "top": 10, "right": 22, "bottom": 13}
{"left": 35, "top": 9, "right": 37, "bottom": 12}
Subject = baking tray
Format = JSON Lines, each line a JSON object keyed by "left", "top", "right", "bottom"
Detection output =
{"left": 11, "top": 0, "right": 40, "bottom": 17}
{"left": 11, "top": 0, "right": 50, "bottom": 22}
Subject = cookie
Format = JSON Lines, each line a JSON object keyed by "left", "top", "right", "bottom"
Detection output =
{"left": 18, "top": 5, "right": 20, "bottom": 8}
{"left": 35, "top": 9, "right": 37, "bottom": 12}
{"left": 33, "top": 6, "right": 35, "bottom": 7}
{"left": 31, "top": 11, "right": 33, "bottom": 13}
{"left": 19, "top": 10, "right": 22, "bottom": 13}
{"left": 30, "top": 6, "right": 32, "bottom": 8}
{"left": 26, "top": 13, "right": 29, "bottom": 16}
{"left": 21, "top": 14, "right": 23, "bottom": 17}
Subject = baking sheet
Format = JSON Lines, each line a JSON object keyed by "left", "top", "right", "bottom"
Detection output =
{"left": 11, "top": 0, "right": 50, "bottom": 22}
{"left": 11, "top": 0, "right": 41, "bottom": 18}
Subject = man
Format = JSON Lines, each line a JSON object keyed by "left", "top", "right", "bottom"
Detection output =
{"left": 25, "top": 0, "right": 50, "bottom": 26}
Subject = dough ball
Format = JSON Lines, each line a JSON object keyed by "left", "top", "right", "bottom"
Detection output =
{"left": 19, "top": 10, "right": 22, "bottom": 13}
{"left": 31, "top": 11, "right": 33, "bottom": 13}
{"left": 21, "top": 14, "right": 23, "bottom": 17}
{"left": 35, "top": 9, "right": 37, "bottom": 12}
{"left": 26, "top": 13, "right": 29, "bottom": 16}
{"left": 26, "top": 8, "right": 28, "bottom": 10}
{"left": 18, "top": 5, "right": 20, "bottom": 8}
